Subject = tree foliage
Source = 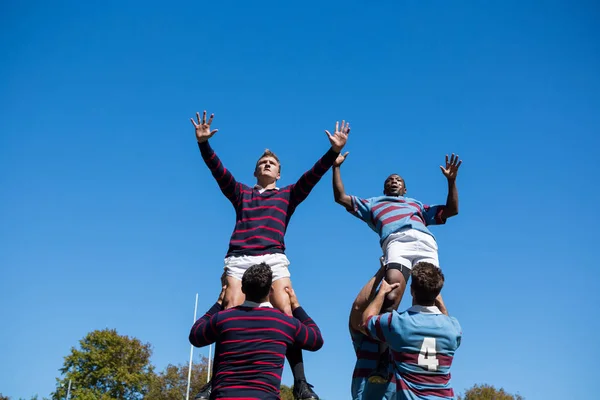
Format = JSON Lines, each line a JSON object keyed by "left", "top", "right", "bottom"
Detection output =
{"left": 51, "top": 329, "right": 154, "bottom": 400}
{"left": 458, "top": 384, "right": 524, "bottom": 400}
{"left": 146, "top": 357, "right": 209, "bottom": 400}
{"left": 280, "top": 384, "right": 294, "bottom": 400}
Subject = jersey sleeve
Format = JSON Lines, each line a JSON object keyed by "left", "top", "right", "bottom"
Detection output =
{"left": 189, "top": 302, "right": 222, "bottom": 347}
{"left": 422, "top": 204, "right": 447, "bottom": 226}
{"left": 198, "top": 141, "right": 243, "bottom": 207}
{"left": 291, "top": 307, "right": 324, "bottom": 351}
{"left": 348, "top": 196, "right": 375, "bottom": 224}
{"left": 365, "top": 311, "right": 401, "bottom": 344}
{"left": 449, "top": 316, "right": 462, "bottom": 349}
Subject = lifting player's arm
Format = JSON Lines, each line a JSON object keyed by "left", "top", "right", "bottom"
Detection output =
{"left": 188, "top": 283, "right": 227, "bottom": 347}
{"left": 439, "top": 153, "right": 462, "bottom": 220}
{"left": 359, "top": 280, "right": 400, "bottom": 338}
{"left": 349, "top": 258, "right": 387, "bottom": 332}
{"left": 191, "top": 111, "right": 242, "bottom": 206}
{"left": 332, "top": 150, "right": 352, "bottom": 210}
{"left": 289, "top": 121, "right": 350, "bottom": 206}
{"left": 286, "top": 287, "right": 324, "bottom": 351}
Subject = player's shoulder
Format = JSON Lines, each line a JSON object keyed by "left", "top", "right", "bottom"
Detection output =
{"left": 447, "top": 315, "right": 462, "bottom": 333}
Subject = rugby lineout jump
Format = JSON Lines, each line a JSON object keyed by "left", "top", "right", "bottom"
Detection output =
{"left": 332, "top": 150, "right": 461, "bottom": 382}
{"left": 190, "top": 110, "right": 349, "bottom": 400}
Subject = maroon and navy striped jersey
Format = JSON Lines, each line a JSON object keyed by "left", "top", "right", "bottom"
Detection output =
{"left": 198, "top": 141, "right": 338, "bottom": 257}
{"left": 189, "top": 302, "right": 324, "bottom": 399}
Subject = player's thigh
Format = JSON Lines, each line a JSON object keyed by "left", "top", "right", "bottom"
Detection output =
{"left": 410, "top": 230, "right": 440, "bottom": 267}
{"left": 385, "top": 266, "right": 409, "bottom": 299}
{"left": 224, "top": 276, "right": 245, "bottom": 309}
{"left": 270, "top": 277, "right": 293, "bottom": 316}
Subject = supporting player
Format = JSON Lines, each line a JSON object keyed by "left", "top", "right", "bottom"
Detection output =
{"left": 332, "top": 151, "right": 461, "bottom": 381}
{"left": 189, "top": 263, "right": 323, "bottom": 400}
{"left": 191, "top": 111, "right": 349, "bottom": 400}
{"left": 360, "top": 262, "right": 462, "bottom": 399}
{"left": 349, "top": 258, "right": 398, "bottom": 400}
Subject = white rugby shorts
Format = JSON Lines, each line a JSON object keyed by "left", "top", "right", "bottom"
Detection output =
{"left": 382, "top": 228, "right": 440, "bottom": 269}
{"left": 224, "top": 253, "right": 291, "bottom": 281}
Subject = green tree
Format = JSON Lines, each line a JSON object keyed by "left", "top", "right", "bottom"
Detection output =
{"left": 145, "top": 357, "right": 209, "bottom": 400}
{"left": 0, "top": 395, "right": 9, "bottom": 400}
{"left": 458, "top": 384, "right": 524, "bottom": 400}
{"left": 52, "top": 328, "right": 154, "bottom": 400}
{"left": 280, "top": 384, "right": 294, "bottom": 400}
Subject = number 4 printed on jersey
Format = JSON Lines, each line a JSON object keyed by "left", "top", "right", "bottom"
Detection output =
{"left": 418, "top": 337, "right": 439, "bottom": 371}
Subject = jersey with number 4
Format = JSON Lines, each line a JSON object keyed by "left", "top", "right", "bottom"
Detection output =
{"left": 366, "top": 305, "right": 462, "bottom": 400}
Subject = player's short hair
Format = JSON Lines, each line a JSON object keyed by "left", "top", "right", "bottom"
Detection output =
{"left": 241, "top": 262, "right": 273, "bottom": 301}
{"left": 411, "top": 262, "right": 444, "bottom": 305}
{"left": 255, "top": 149, "right": 281, "bottom": 173}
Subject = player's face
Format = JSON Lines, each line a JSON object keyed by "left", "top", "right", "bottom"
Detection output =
{"left": 255, "top": 156, "right": 281, "bottom": 181}
{"left": 383, "top": 174, "right": 406, "bottom": 196}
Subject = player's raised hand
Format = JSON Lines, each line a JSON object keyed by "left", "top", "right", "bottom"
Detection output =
{"left": 379, "top": 280, "right": 400, "bottom": 295}
{"left": 285, "top": 287, "right": 300, "bottom": 310}
{"left": 333, "top": 151, "right": 349, "bottom": 167}
{"left": 325, "top": 120, "right": 350, "bottom": 152}
{"left": 440, "top": 153, "right": 462, "bottom": 181}
{"left": 191, "top": 110, "right": 218, "bottom": 143}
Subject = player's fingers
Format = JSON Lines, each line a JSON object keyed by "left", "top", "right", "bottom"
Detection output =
{"left": 202, "top": 110, "right": 207, "bottom": 124}
{"left": 335, "top": 121, "right": 339, "bottom": 133}
{"left": 324, "top": 130, "right": 332, "bottom": 138}
{"left": 343, "top": 151, "right": 349, "bottom": 158}
{"left": 196, "top": 112, "right": 201, "bottom": 124}
{"left": 445, "top": 154, "right": 449, "bottom": 166}
{"left": 207, "top": 113, "right": 214, "bottom": 125}
{"left": 456, "top": 160, "right": 462, "bottom": 169}
{"left": 210, "top": 129, "right": 218, "bottom": 135}
{"left": 190, "top": 118, "right": 198, "bottom": 127}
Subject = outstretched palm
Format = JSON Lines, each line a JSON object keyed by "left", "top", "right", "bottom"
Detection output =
{"left": 440, "top": 153, "right": 462, "bottom": 180}
{"left": 325, "top": 120, "right": 350, "bottom": 152}
{"left": 190, "top": 110, "right": 218, "bottom": 143}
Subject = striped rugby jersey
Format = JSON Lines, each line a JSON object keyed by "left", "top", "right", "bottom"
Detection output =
{"left": 348, "top": 195, "right": 447, "bottom": 244}
{"left": 189, "top": 301, "right": 323, "bottom": 399}
{"left": 350, "top": 326, "right": 396, "bottom": 400}
{"left": 199, "top": 141, "right": 338, "bottom": 257}
{"left": 365, "top": 305, "right": 462, "bottom": 400}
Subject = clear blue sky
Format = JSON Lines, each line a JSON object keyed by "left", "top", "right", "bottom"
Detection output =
{"left": 1, "top": 1, "right": 599, "bottom": 399}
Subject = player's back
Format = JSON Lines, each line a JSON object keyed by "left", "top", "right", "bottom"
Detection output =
{"left": 390, "top": 307, "right": 462, "bottom": 400}
{"left": 213, "top": 306, "right": 298, "bottom": 399}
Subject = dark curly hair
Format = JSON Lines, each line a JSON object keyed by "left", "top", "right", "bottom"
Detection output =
{"left": 411, "top": 262, "right": 445, "bottom": 305}
{"left": 241, "top": 262, "right": 273, "bottom": 302}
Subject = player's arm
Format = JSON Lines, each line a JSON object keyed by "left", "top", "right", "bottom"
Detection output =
{"left": 349, "top": 258, "right": 387, "bottom": 331}
{"left": 435, "top": 294, "right": 449, "bottom": 316}
{"left": 289, "top": 121, "right": 350, "bottom": 206}
{"left": 439, "top": 153, "right": 462, "bottom": 220}
{"left": 332, "top": 151, "right": 353, "bottom": 209}
{"left": 359, "top": 280, "right": 400, "bottom": 338}
{"left": 191, "top": 111, "right": 242, "bottom": 206}
{"left": 188, "top": 284, "right": 227, "bottom": 347}
{"left": 286, "top": 287, "right": 324, "bottom": 351}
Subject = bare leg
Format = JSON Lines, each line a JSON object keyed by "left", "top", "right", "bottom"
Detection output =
{"left": 270, "top": 278, "right": 312, "bottom": 394}
{"left": 381, "top": 267, "right": 409, "bottom": 312}
{"left": 369, "top": 265, "right": 409, "bottom": 384}
{"left": 270, "top": 277, "right": 293, "bottom": 315}
{"left": 223, "top": 276, "right": 245, "bottom": 309}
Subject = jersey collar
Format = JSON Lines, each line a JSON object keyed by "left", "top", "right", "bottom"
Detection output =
{"left": 408, "top": 305, "right": 442, "bottom": 314}
{"left": 242, "top": 300, "right": 274, "bottom": 308}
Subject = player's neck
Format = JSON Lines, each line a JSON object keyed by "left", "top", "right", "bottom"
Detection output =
{"left": 256, "top": 179, "right": 278, "bottom": 190}
{"left": 246, "top": 296, "right": 270, "bottom": 304}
